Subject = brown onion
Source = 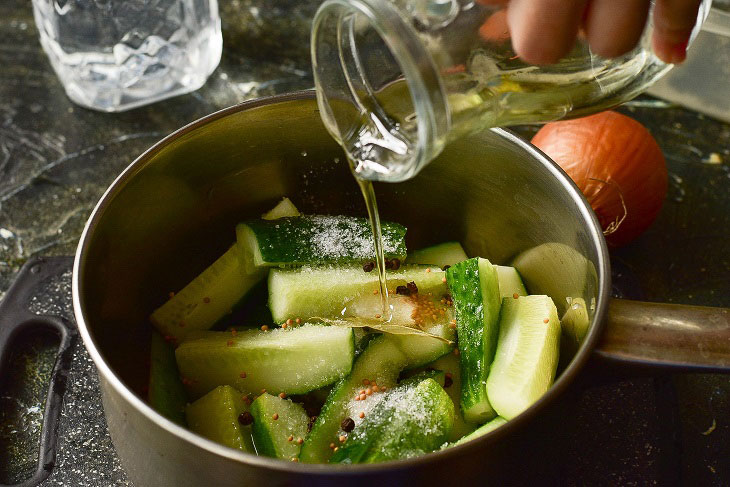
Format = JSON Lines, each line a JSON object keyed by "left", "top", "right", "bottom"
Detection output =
{"left": 531, "top": 111, "right": 668, "bottom": 247}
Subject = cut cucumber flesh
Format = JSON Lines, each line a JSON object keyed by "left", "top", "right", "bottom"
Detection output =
{"left": 268, "top": 264, "right": 446, "bottom": 323}
{"left": 299, "top": 335, "right": 407, "bottom": 463}
{"left": 236, "top": 215, "right": 407, "bottom": 272}
{"left": 393, "top": 322, "right": 455, "bottom": 370}
{"left": 426, "top": 353, "right": 477, "bottom": 442}
{"left": 148, "top": 331, "right": 187, "bottom": 426}
{"left": 342, "top": 292, "right": 456, "bottom": 366}
{"left": 511, "top": 242, "right": 596, "bottom": 315}
{"left": 486, "top": 295, "right": 561, "bottom": 420}
{"left": 446, "top": 258, "right": 501, "bottom": 424}
{"left": 261, "top": 197, "right": 300, "bottom": 220}
{"left": 175, "top": 324, "right": 355, "bottom": 399}
{"left": 185, "top": 385, "right": 254, "bottom": 452}
{"left": 407, "top": 242, "right": 468, "bottom": 268}
{"left": 329, "top": 378, "right": 454, "bottom": 464}
{"left": 453, "top": 416, "right": 508, "bottom": 446}
{"left": 250, "top": 393, "right": 309, "bottom": 460}
{"left": 494, "top": 265, "right": 527, "bottom": 298}
{"left": 150, "top": 245, "right": 266, "bottom": 343}
{"left": 561, "top": 297, "right": 590, "bottom": 345}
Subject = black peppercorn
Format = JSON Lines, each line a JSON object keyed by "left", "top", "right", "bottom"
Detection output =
{"left": 395, "top": 285, "right": 411, "bottom": 296}
{"left": 406, "top": 281, "right": 418, "bottom": 294}
{"left": 340, "top": 417, "right": 356, "bottom": 432}
{"left": 238, "top": 411, "right": 254, "bottom": 426}
{"left": 362, "top": 261, "right": 375, "bottom": 272}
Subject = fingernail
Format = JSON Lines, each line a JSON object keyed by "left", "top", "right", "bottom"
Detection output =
{"left": 668, "top": 41, "right": 688, "bottom": 64}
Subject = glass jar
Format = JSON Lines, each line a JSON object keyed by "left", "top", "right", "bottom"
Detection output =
{"left": 311, "top": 0, "right": 711, "bottom": 182}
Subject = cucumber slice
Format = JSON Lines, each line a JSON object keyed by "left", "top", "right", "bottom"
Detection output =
{"left": 299, "top": 335, "right": 407, "bottom": 463}
{"left": 446, "top": 258, "right": 501, "bottom": 424}
{"left": 262, "top": 197, "right": 300, "bottom": 220}
{"left": 486, "top": 295, "right": 561, "bottom": 420}
{"left": 329, "top": 378, "right": 454, "bottom": 463}
{"left": 175, "top": 324, "right": 355, "bottom": 399}
{"left": 268, "top": 264, "right": 446, "bottom": 323}
{"left": 407, "top": 242, "right": 468, "bottom": 268}
{"left": 250, "top": 393, "right": 309, "bottom": 460}
{"left": 148, "top": 331, "right": 187, "bottom": 425}
{"left": 426, "top": 353, "right": 477, "bottom": 441}
{"left": 494, "top": 265, "right": 527, "bottom": 298}
{"left": 236, "top": 215, "right": 407, "bottom": 272}
{"left": 185, "top": 385, "right": 255, "bottom": 452}
{"left": 150, "top": 245, "right": 266, "bottom": 343}
{"left": 453, "top": 416, "right": 508, "bottom": 446}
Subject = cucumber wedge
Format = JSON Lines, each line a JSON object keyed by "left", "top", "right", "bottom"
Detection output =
{"left": 393, "top": 321, "right": 455, "bottom": 370}
{"left": 426, "top": 353, "right": 477, "bottom": 441}
{"left": 262, "top": 197, "right": 300, "bottom": 220}
{"left": 148, "top": 331, "right": 187, "bottom": 425}
{"left": 494, "top": 265, "right": 527, "bottom": 298}
{"left": 299, "top": 335, "right": 407, "bottom": 463}
{"left": 150, "top": 199, "right": 299, "bottom": 342}
{"left": 268, "top": 264, "right": 446, "bottom": 323}
{"left": 342, "top": 292, "right": 456, "bottom": 366}
{"left": 407, "top": 242, "right": 468, "bottom": 268}
{"left": 150, "top": 245, "right": 266, "bottom": 343}
{"left": 186, "top": 385, "right": 255, "bottom": 452}
{"left": 236, "top": 215, "right": 407, "bottom": 272}
{"left": 299, "top": 324, "right": 454, "bottom": 464}
{"left": 511, "top": 242, "right": 597, "bottom": 315}
{"left": 453, "top": 416, "right": 508, "bottom": 446}
{"left": 250, "top": 393, "right": 309, "bottom": 460}
{"left": 175, "top": 324, "right": 355, "bottom": 399}
{"left": 329, "top": 378, "right": 454, "bottom": 464}
{"left": 486, "top": 295, "right": 561, "bottom": 420}
{"left": 446, "top": 258, "right": 501, "bottom": 424}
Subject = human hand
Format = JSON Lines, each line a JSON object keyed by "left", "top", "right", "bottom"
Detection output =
{"left": 478, "top": 0, "right": 703, "bottom": 65}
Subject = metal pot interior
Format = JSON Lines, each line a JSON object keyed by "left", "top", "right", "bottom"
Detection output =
{"left": 75, "top": 92, "right": 609, "bottom": 455}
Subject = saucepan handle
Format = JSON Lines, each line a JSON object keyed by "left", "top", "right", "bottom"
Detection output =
{"left": 594, "top": 298, "right": 730, "bottom": 372}
{"left": 0, "top": 256, "right": 76, "bottom": 487}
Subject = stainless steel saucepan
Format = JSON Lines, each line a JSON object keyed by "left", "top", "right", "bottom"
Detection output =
{"left": 72, "top": 91, "right": 730, "bottom": 486}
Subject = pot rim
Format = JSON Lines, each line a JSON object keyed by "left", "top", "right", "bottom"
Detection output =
{"left": 72, "top": 90, "right": 611, "bottom": 474}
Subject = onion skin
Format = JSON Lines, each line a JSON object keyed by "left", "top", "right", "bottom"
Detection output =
{"left": 531, "top": 111, "right": 668, "bottom": 248}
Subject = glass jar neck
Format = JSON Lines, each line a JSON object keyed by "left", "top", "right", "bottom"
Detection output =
{"left": 311, "top": 0, "right": 450, "bottom": 182}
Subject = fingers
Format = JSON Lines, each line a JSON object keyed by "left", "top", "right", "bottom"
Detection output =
{"left": 652, "top": 0, "right": 703, "bottom": 63}
{"left": 506, "top": 0, "right": 587, "bottom": 65}
{"left": 583, "top": 0, "right": 649, "bottom": 58}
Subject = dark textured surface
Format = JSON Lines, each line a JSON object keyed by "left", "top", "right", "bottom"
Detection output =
{"left": 0, "top": 0, "right": 728, "bottom": 485}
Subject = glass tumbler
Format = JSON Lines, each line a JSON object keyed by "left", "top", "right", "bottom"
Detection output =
{"left": 32, "top": 0, "right": 223, "bottom": 112}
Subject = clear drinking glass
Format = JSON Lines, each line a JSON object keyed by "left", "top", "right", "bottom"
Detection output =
{"left": 311, "top": 0, "right": 712, "bottom": 182}
{"left": 32, "top": 0, "right": 223, "bottom": 112}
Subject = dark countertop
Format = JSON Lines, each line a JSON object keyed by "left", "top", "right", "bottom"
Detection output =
{"left": 1, "top": 0, "right": 728, "bottom": 485}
